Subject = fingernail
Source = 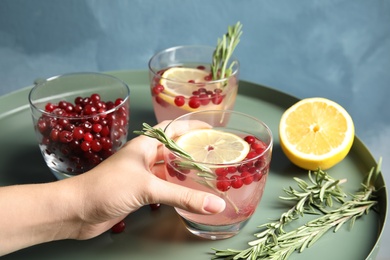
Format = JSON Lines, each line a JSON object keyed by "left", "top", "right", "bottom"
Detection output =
{"left": 203, "top": 195, "right": 226, "bottom": 214}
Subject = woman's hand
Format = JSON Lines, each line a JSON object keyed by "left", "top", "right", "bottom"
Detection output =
{"left": 68, "top": 121, "right": 225, "bottom": 240}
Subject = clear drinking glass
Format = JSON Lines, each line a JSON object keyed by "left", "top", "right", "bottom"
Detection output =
{"left": 28, "top": 72, "right": 130, "bottom": 179}
{"left": 148, "top": 45, "right": 239, "bottom": 122}
{"left": 163, "top": 110, "right": 273, "bottom": 239}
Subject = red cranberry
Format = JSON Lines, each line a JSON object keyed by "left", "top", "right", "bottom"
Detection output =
{"left": 215, "top": 167, "right": 228, "bottom": 177}
{"left": 73, "top": 127, "right": 84, "bottom": 140}
{"left": 91, "top": 140, "right": 102, "bottom": 152}
{"left": 174, "top": 96, "right": 185, "bottom": 107}
{"left": 244, "top": 135, "right": 256, "bottom": 144}
{"left": 216, "top": 176, "right": 231, "bottom": 192}
{"left": 111, "top": 221, "right": 126, "bottom": 234}
{"left": 211, "top": 93, "right": 224, "bottom": 105}
{"left": 188, "top": 96, "right": 201, "bottom": 109}
{"left": 204, "top": 74, "right": 212, "bottom": 81}
{"left": 230, "top": 175, "right": 244, "bottom": 189}
{"left": 90, "top": 93, "right": 101, "bottom": 102}
{"left": 92, "top": 123, "right": 103, "bottom": 133}
{"left": 149, "top": 203, "right": 161, "bottom": 210}
{"left": 241, "top": 171, "right": 253, "bottom": 185}
{"left": 59, "top": 131, "right": 73, "bottom": 143}
{"left": 36, "top": 93, "right": 129, "bottom": 175}
{"left": 45, "top": 103, "right": 56, "bottom": 112}
{"left": 152, "top": 84, "right": 164, "bottom": 95}
{"left": 199, "top": 93, "right": 210, "bottom": 105}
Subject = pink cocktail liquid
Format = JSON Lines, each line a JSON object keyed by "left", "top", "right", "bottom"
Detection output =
{"left": 150, "top": 65, "right": 238, "bottom": 122}
{"left": 164, "top": 133, "right": 271, "bottom": 227}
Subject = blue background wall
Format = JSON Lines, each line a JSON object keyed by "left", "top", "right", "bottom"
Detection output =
{"left": 0, "top": 0, "right": 389, "bottom": 258}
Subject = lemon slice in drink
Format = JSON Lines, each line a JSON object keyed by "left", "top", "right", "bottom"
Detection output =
{"left": 158, "top": 67, "right": 225, "bottom": 112}
{"left": 279, "top": 97, "right": 355, "bottom": 170}
{"left": 175, "top": 129, "right": 250, "bottom": 164}
{"left": 160, "top": 67, "right": 211, "bottom": 96}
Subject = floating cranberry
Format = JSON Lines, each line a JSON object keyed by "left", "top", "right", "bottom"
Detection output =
{"left": 244, "top": 135, "right": 256, "bottom": 144}
{"left": 227, "top": 166, "right": 237, "bottom": 174}
{"left": 176, "top": 172, "right": 187, "bottom": 181}
{"left": 215, "top": 167, "right": 228, "bottom": 177}
{"left": 241, "top": 171, "right": 253, "bottom": 185}
{"left": 174, "top": 96, "right": 185, "bottom": 107}
{"left": 204, "top": 74, "right": 212, "bottom": 81}
{"left": 152, "top": 84, "right": 164, "bottom": 95}
{"left": 230, "top": 175, "right": 244, "bottom": 189}
{"left": 211, "top": 93, "right": 224, "bottom": 105}
{"left": 188, "top": 96, "right": 201, "bottom": 109}
{"left": 216, "top": 176, "right": 231, "bottom": 192}
{"left": 199, "top": 93, "right": 210, "bottom": 105}
{"left": 246, "top": 151, "right": 257, "bottom": 160}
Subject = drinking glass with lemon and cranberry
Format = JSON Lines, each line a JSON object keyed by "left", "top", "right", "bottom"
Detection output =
{"left": 148, "top": 45, "right": 239, "bottom": 122}
{"left": 159, "top": 110, "right": 273, "bottom": 240}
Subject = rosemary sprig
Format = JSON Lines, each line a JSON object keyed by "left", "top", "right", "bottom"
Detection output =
{"left": 211, "top": 21, "right": 242, "bottom": 80}
{"left": 212, "top": 159, "right": 382, "bottom": 260}
{"left": 134, "top": 123, "right": 211, "bottom": 173}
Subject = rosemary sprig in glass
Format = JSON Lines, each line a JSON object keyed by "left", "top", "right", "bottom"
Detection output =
{"left": 212, "top": 158, "right": 382, "bottom": 260}
{"left": 211, "top": 21, "right": 242, "bottom": 81}
{"left": 133, "top": 123, "right": 239, "bottom": 212}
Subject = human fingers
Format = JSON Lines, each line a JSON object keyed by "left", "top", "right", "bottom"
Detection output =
{"left": 146, "top": 177, "right": 226, "bottom": 215}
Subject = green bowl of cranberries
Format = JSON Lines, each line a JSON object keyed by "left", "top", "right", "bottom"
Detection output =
{"left": 28, "top": 72, "right": 130, "bottom": 179}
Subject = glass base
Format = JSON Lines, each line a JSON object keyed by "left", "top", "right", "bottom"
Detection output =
{"left": 49, "top": 168, "right": 75, "bottom": 180}
{"left": 180, "top": 217, "right": 249, "bottom": 240}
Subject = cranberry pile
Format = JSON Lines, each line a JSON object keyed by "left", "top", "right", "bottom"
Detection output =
{"left": 166, "top": 135, "right": 269, "bottom": 192}
{"left": 36, "top": 93, "right": 129, "bottom": 175}
{"left": 151, "top": 67, "right": 226, "bottom": 109}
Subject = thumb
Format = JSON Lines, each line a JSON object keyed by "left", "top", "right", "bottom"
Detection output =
{"left": 149, "top": 178, "right": 226, "bottom": 214}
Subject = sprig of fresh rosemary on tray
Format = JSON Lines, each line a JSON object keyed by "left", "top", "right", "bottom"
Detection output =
{"left": 212, "top": 158, "right": 382, "bottom": 260}
{"left": 211, "top": 21, "right": 242, "bottom": 80}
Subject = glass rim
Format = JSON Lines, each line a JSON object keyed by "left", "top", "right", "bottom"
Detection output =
{"left": 28, "top": 72, "right": 130, "bottom": 120}
{"left": 164, "top": 109, "right": 273, "bottom": 167}
{"left": 148, "top": 45, "right": 240, "bottom": 83}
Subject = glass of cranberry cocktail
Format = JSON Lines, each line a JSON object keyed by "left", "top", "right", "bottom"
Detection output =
{"left": 29, "top": 72, "right": 130, "bottom": 179}
{"left": 148, "top": 45, "right": 239, "bottom": 122}
{"left": 163, "top": 110, "right": 273, "bottom": 240}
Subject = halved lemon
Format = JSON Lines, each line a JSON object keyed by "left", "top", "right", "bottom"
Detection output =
{"left": 175, "top": 129, "right": 250, "bottom": 164}
{"left": 157, "top": 67, "right": 226, "bottom": 112}
{"left": 279, "top": 97, "right": 354, "bottom": 170}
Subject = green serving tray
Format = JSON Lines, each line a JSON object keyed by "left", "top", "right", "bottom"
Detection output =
{"left": 0, "top": 70, "right": 387, "bottom": 260}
